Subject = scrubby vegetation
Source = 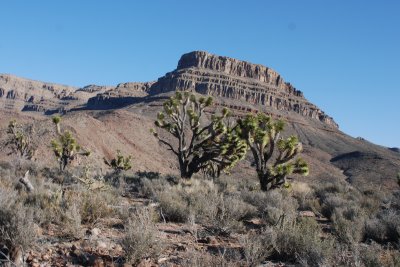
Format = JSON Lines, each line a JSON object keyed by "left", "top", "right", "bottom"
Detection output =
{"left": 0, "top": 96, "right": 399, "bottom": 266}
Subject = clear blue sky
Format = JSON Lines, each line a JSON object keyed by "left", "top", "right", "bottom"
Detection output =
{"left": 0, "top": 1, "right": 399, "bottom": 147}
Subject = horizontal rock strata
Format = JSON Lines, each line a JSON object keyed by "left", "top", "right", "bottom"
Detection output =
{"left": 150, "top": 51, "right": 338, "bottom": 128}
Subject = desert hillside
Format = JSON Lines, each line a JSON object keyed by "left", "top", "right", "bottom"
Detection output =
{"left": 0, "top": 52, "right": 399, "bottom": 266}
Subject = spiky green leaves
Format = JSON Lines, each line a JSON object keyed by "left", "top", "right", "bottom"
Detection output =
{"left": 51, "top": 116, "right": 89, "bottom": 171}
{"left": 104, "top": 150, "right": 132, "bottom": 173}
{"left": 6, "top": 120, "right": 35, "bottom": 159}
{"left": 153, "top": 91, "right": 246, "bottom": 179}
{"left": 237, "top": 113, "right": 309, "bottom": 191}
{"left": 52, "top": 115, "right": 61, "bottom": 125}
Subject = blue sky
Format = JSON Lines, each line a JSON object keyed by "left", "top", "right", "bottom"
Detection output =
{"left": 0, "top": 1, "right": 399, "bottom": 147}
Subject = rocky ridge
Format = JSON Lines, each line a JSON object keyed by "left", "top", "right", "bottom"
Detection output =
{"left": 1, "top": 52, "right": 337, "bottom": 128}
{"left": 150, "top": 51, "right": 338, "bottom": 128}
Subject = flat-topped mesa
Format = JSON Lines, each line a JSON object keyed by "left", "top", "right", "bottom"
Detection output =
{"left": 177, "top": 51, "right": 302, "bottom": 96}
{"left": 151, "top": 51, "right": 338, "bottom": 128}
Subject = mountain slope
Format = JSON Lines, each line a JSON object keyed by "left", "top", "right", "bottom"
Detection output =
{"left": 1, "top": 51, "right": 399, "bottom": 190}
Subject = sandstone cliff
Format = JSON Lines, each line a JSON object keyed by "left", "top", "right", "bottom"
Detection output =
{"left": 150, "top": 51, "right": 338, "bottom": 128}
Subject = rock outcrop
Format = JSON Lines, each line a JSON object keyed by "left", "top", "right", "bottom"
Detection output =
{"left": 86, "top": 82, "right": 154, "bottom": 109}
{"left": 150, "top": 51, "right": 338, "bottom": 128}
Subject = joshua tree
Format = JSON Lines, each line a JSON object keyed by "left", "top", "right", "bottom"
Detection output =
{"left": 104, "top": 150, "right": 132, "bottom": 173}
{"left": 152, "top": 91, "right": 247, "bottom": 179}
{"left": 6, "top": 120, "right": 35, "bottom": 159}
{"left": 51, "top": 116, "right": 90, "bottom": 171}
{"left": 5, "top": 120, "right": 36, "bottom": 192}
{"left": 237, "top": 113, "right": 308, "bottom": 191}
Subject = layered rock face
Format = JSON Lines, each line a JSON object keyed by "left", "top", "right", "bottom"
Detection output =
{"left": 0, "top": 74, "right": 151, "bottom": 113}
{"left": 0, "top": 74, "right": 77, "bottom": 112}
{"left": 86, "top": 82, "right": 154, "bottom": 109}
{"left": 1, "top": 51, "right": 337, "bottom": 128}
{"left": 151, "top": 51, "right": 338, "bottom": 128}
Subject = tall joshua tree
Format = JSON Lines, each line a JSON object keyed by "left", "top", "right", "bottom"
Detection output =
{"left": 51, "top": 116, "right": 90, "bottom": 171}
{"left": 152, "top": 91, "right": 247, "bottom": 179}
{"left": 237, "top": 113, "right": 309, "bottom": 191}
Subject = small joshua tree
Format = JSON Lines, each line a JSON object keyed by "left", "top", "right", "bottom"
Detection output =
{"left": 51, "top": 116, "right": 90, "bottom": 171}
{"left": 6, "top": 120, "right": 35, "bottom": 159}
{"left": 104, "top": 150, "right": 132, "bottom": 173}
{"left": 237, "top": 113, "right": 308, "bottom": 191}
{"left": 152, "top": 91, "right": 247, "bottom": 179}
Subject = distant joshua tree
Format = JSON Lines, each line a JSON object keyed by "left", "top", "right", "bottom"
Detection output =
{"left": 152, "top": 91, "right": 247, "bottom": 179}
{"left": 6, "top": 119, "right": 36, "bottom": 160}
{"left": 237, "top": 113, "right": 309, "bottom": 191}
{"left": 51, "top": 116, "right": 90, "bottom": 171}
{"left": 104, "top": 150, "right": 132, "bottom": 173}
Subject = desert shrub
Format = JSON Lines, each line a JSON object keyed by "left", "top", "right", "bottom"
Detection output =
{"left": 357, "top": 242, "right": 400, "bottom": 267}
{"left": 208, "top": 194, "right": 257, "bottom": 234}
{"left": 78, "top": 189, "right": 118, "bottom": 224}
{"left": 363, "top": 190, "right": 400, "bottom": 244}
{"left": 142, "top": 177, "right": 256, "bottom": 233}
{"left": 274, "top": 217, "right": 334, "bottom": 267}
{"left": 314, "top": 179, "right": 348, "bottom": 197}
{"left": 157, "top": 188, "right": 190, "bottom": 222}
{"left": 214, "top": 174, "right": 259, "bottom": 193}
{"left": 25, "top": 191, "right": 63, "bottom": 225}
{"left": 359, "top": 187, "right": 386, "bottom": 214}
{"left": 239, "top": 227, "right": 276, "bottom": 266}
{"left": 121, "top": 207, "right": 164, "bottom": 265}
{"left": 320, "top": 194, "right": 348, "bottom": 218}
{"left": 221, "top": 194, "right": 258, "bottom": 222}
{"left": 365, "top": 209, "right": 400, "bottom": 243}
{"left": 0, "top": 189, "right": 36, "bottom": 251}
{"left": 63, "top": 203, "right": 83, "bottom": 239}
{"left": 180, "top": 249, "right": 239, "bottom": 267}
{"left": 292, "top": 182, "right": 314, "bottom": 211}
{"left": 331, "top": 205, "right": 366, "bottom": 244}
{"left": 141, "top": 176, "right": 173, "bottom": 198}
{"left": 391, "top": 191, "right": 400, "bottom": 210}
{"left": 241, "top": 189, "right": 298, "bottom": 225}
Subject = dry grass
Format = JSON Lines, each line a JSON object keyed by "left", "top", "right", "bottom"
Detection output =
{"left": 0, "top": 188, "right": 36, "bottom": 251}
{"left": 121, "top": 207, "right": 164, "bottom": 264}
